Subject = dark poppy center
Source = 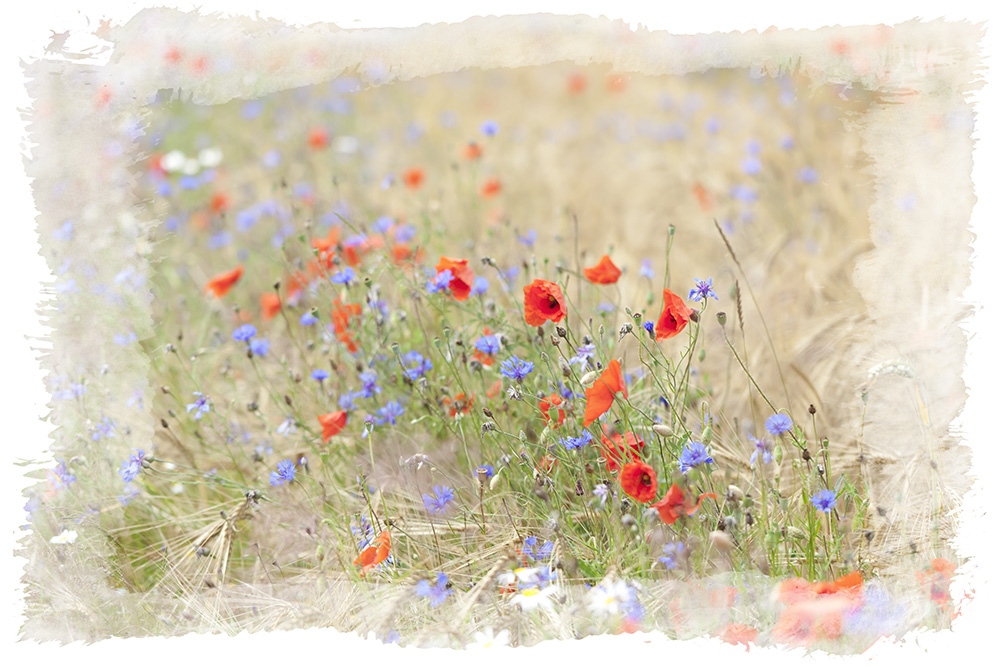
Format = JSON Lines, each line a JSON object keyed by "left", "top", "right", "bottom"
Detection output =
{"left": 547, "top": 295, "right": 559, "bottom": 310}
{"left": 640, "top": 473, "right": 651, "bottom": 486}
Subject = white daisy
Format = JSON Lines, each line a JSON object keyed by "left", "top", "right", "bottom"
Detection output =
{"left": 49, "top": 529, "right": 77, "bottom": 545}
{"left": 466, "top": 627, "right": 510, "bottom": 649}
{"left": 511, "top": 585, "right": 559, "bottom": 612}
{"left": 587, "top": 579, "right": 632, "bottom": 617}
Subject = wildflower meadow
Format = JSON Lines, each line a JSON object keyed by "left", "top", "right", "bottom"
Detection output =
{"left": 17, "top": 10, "right": 987, "bottom": 657}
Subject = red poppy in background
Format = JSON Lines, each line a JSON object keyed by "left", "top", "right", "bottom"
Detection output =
{"left": 538, "top": 393, "right": 565, "bottom": 429}
{"left": 442, "top": 393, "right": 474, "bottom": 418}
{"left": 354, "top": 530, "right": 391, "bottom": 577}
{"left": 523, "top": 279, "right": 567, "bottom": 326}
{"left": 567, "top": 72, "right": 587, "bottom": 93}
{"left": 463, "top": 142, "right": 483, "bottom": 160}
{"left": 692, "top": 182, "right": 713, "bottom": 212}
{"left": 582, "top": 359, "right": 627, "bottom": 427}
{"left": 260, "top": 292, "right": 281, "bottom": 321}
{"left": 718, "top": 624, "right": 758, "bottom": 652}
{"left": 655, "top": 289, "right": 694, "bottom": 341}
{"left": 600, "top": 427, "right": 645, "bottom": 472}
{"left": 472, "top": 327, "right": 497, "bottom": 367}
{"left": 332, "top": 300, "right": 362, "bottom": 353}
{"left": 318, "top": 411, "right": 348, "bottom": 441}
{"left": 651, "top": 483, "right": 715, "bottom": 525}
{"left": 606, "top": 73, "right": 627, "bottom": 92}
{"left": 480, "top": 177, "right": 502, "bottom": 199}
{"left": 285, "top": 272, "right": 308, "bottom": 305}
{"left": 402, "top": 167, "right": 425, "bottom": 190}
{"left": 308, "top": 126, "right": 330, "bottom": 149}
{"left": 582, "top": 254, "right": 621, "bottom": 284}
{"left": 435, "top": 257, "right": 475, "bottom": 301}
{"left": 205, "top": 265, "right": 243, "bottom": 298}
{"left": 619, "top": 460, "right": 657, "bottom": 503}
{"left": 210, "top": 192, "right": 230, "bottom": 213}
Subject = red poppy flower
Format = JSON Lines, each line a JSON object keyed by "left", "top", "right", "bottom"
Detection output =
{"left": 354, "top": 530, "right": 391, "bottom": 577}
{"left": 318, "top": 411, "right": 348, "bottom": 441}
{"left": 582, "top": 254, "right": 621, "bottom": 284}
{"left": 463, "top": 142, "right": 483, "bottom": 160}
{"left": 260, "top": 292, "right": 281, "bottom": 321}
{"left": 719, "top": 623, "right": 758, "bottom": 652}
{"left": 655, "top": 289, "right": 694, "bottom": 341}
{"left": 435, "top": 257, "right": 474, "bottom": 301}
{"left": 164, "top": 47, "right": 182, "bottom": 64}
{"left": 285, "top": 272, "right": 308, "bottom": 305}
{"left": 650, "top": 483, "right": 715, "bottom": 525}
{"left": 538, "top": 393, "right": 565, "bottom": 428}
{"left": 692, "top": 182, "right": 713, "bottom": 212}
{"left": 486, "top": 379, "right": 502, "bottom": 399}
{"left": 523, "top": 279, "right": 567, "bottom": 326}
{"left": 599, "top": 427, "right": 645, "bottom": 472}
{"left": 480, "top": 177, "right": 502, "bottom": 199}
{"left": 582, "top": 359, "right": 628, "bottom": 427}
{"left": 308, "top": 126, "right": 330, "bottom": 149}
{"left": 619, "top": 460, "right": 657, "bottom": 503}
{"left": 332, "top": 300, "right": 362, "bottom": 352}
{"left": 210, "top": 192, "right": 230, "bottom": 213}
{"left": 606, "top": 73, "right": 627, "bottom": 93}
{"left": 567, "top": 72, "right": 587, "bottom": 93}
{"left": 917, "top": 559, "right": 956, "bottom": 608}
{"left": 402, "top": 167, "right": 425, "bottom": 190}
{"left": 442, "top": 393, "right": 474, "bottom": 418}
{"left": 205, "top": 265, "right": 243, "bottom": 298}
{"left": 537, "top": 455, "right": 558, "bottom": 474}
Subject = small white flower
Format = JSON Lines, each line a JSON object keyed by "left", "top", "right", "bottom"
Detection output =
{"left": 335, "top": 136, "right": 359, "bottom": 154}
{"left": 170, "top": 482, "right": 184, "bottom": 495}
{"left": 161, "top": 150, "right": 185, "bottom": 172}
{"left": 49, "top": 529, "right": 77, "bottom": 545}
{"left": 511, "top": 585, "right": 559, "bottom": 612}
{"left": 466, "top": 627, "right": 510, "bottom": 649}
{"left": 198, "top": 147, "right": 223, "bottom": 168}
{"left": 181, "top": 157, "right": 201, "bottom": 175}
{"left": 587, "top": 580, "right": 631, "bottom": 617}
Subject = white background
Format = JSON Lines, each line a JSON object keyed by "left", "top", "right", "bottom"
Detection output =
{"left": 3, "top": 2, "right": 997, "bottom": 665}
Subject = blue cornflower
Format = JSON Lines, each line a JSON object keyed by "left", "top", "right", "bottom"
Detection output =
{"left": 480, "top": 119, "right": 499, "bottom": 137}
{"left": 749, "top": 435, "right": 774, "bottom": 465}
{"left": 518, "top": 229, "right": 537, "bottom": 246}
{"left": 269, "top": 459, "right": 297, "bottom": 486}
{"left": 474, "top": 334, "right": 501, "bottom": 356}
{"left": 597, "top": 302, "right": 615, "bottom": 314}
{"left": 678, "top": 441, "right": 714, "bottom": 473}
{"left": 351, "top": 515, "right": 375, "bottom": 549}
{"left": 426, "top": 269, "right": 453, "bottom": 294}
{"left": 642, "top": 321, "right": 655, "bottom": 335}
{"left": 593, "top": 482, "right": 611, "bottom": 506}
{"left": 233, "top": 324, "right": 257, "bottom": 342}
{"left": 339, "top": 391, "right": 363, "bottom": 411}
{"left": 376, "top": 400, "right": 405, "bottom": 425}
{"left": 746, "top": 138, "right": 761, "bottom": 155}
{"left": 330, "top": 267, "right": 355, "bottom": 285}
{"left": 186, "top": 392, "right": 211, "bottom": 420}
{"left": 705, "top": 115, "right": 721, "bottom": 134}
{"left": 798, "top": 166, "right": 818, "bottom": 184}
{"left": 811, "top": 489, "right": 837, "bottom": 513}
{"left": 249, "top": 338, "right": 270, "bottom": 357}
{"left": 475, "top": 464, "right": 495, "bottom": 480}
{"left": 639, "top": 258, "right": 655, "bottom": 280}
{"left": 688, "top": 277, "right": 719, "bottom": 302}
{"left": 402, "top": 351, "right": 433, "bottom": 380}
{"left": 359, "top": 369, "right": 381, "bottom": 398}
{"left": 118, "top": 450, "right": 147, "bottom": 483}
{"left": 472, "top": 276, "right": 489, "bottom": 296}
{"left": 730, "top": 183, "right": 758, "bottom": 203}
{"left": 300, "top": 312, "right": 318, "bottom": 326}
{"left": 47, "top": 459, "right": 76, "bottom": 490}
{"left": 415, "top": 572, "right": 453, "bottom": 608}
{"left": 311, "top": 369, "right": 330, "bottom": 382}
{"left": 764, "top": 413, "right": 794, "bottom": 436}
{"left": 780, "top": 135, "right": 795, "bottom": 150}
{"left": 740, "top": 156, "right": 762, "bottom": 175}
{"left": 91, "top": 416, "right": 117, "bottom": 441}
{"left": 659, "top": 541, "right": 685, "bottom": 570}
{"left": 118, "top": 484, "right": 141, "bottom": 506}
{"left": 499, "top": 355, "right": 534, "bottom": 382}
{"left": 262, "top": 149, "right": 281, "bottom": 168}
{"left": 276, "top": 416, "right": 297, "bottom": 436}
{"left": 522, "top": 535, "right": 554, "bottom": 561}
{"left": 422, "top": 484, "right": 455, "bottom": 515}
{"left": 568, "top": 344, "right": 596, "bottom": 372}
{"left": 372, "top": 215, "right": 394, "bottom": 233}
{"left": 559, "top": 431, "right": 593, "bottom": 451}
{"left": 394, "top": 224, "right": 416, "bottom": 243}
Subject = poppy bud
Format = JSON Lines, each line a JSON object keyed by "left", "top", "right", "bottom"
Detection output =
{"left": 689, "top": 310, "right": 699, "bottom": 323}
{"left": 550, "top": 335, "right": 560, "bottom": 347}
{"left": 668, "top": 224, "right": 675, "bottom": 236}
{"left": 490, "top": 473, "right": 503, "bottom": 491}
{"left": 562, "top": 365, "right": 571, "bottom": 378}
{"left": 621, "top": 514, "right": 637, "bottom": 531}
{"left": 247, "top": 401, "right": 258, "bottom": 411}
{"left": 785, "top": 526, "right": 807, "bottom": 540}
{"left": 556, "top": 326, "right": 567, "bottom": 338}
{"left": 722, "top": 515, "right": 738, "bottom": 531}
{"left": 710, "top": 530, "right": 734, "bottom": 553}
{"left": 726, "top": 485, "right": 743, "bottom": 503}
{"left": 717, "top": 312, "right": 727, "bottom": 326}
{"left": 801, "top": 448, "right": 812, "bottom": 462}
{"left": 584, "top": 462, "right": 595, "bottom": 474}
{"left": 483, "top": 407, "right": 494, "bottom": 419}
{"left": 701, "top": 425, "right": 713, "bottom": 445}
{"left": 652, "top": 424, "right": 672, "bottom": 436}
{"left": 809, "top": 404, "right": 817, "bottom": 415}
{"left": 161, "top": 385, "right": 171, "bottom": 394}
{"left": 285, "top": 395, "right": 293, "bottom": 406}
{"left": 537, "top": 326, "right": 545, "bottom": 338}
{"left": 160, "top": 418, "right": 169, "bottom": 428}
{"left": 580, "top": 371, "right": 598, "bottom": 386}
{"left": 745, "top": 512, "right": 754, "bottom": 527}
